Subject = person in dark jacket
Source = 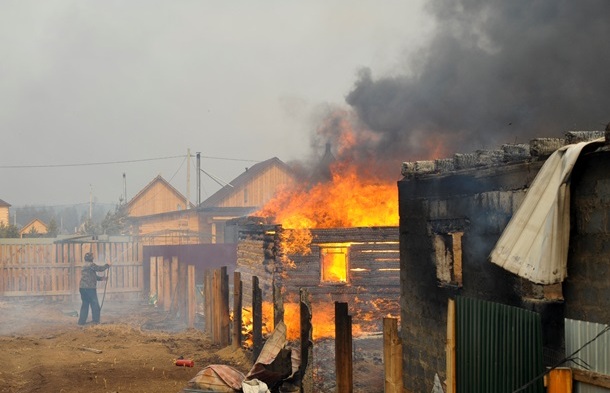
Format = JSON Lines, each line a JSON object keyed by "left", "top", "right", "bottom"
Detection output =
{"left": 78, "top": 252, "right": 110, "bottom": 325}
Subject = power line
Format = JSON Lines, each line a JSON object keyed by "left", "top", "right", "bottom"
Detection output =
{"left": 0, "top": 154, "right": 261, "bottom": 169}
{"left": 0, "top": 155, "right": 185, "bottom": 169}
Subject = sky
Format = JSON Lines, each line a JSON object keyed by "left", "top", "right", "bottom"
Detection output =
{"left": 0, "top": 1, "right": 433, "bottom": 207}
{"left": 2, "top": 1, "right": 610, "bottom": 209}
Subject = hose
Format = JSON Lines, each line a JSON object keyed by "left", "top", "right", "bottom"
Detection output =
{"left": 100, "top": 265, "right": 110, "bottom": 311}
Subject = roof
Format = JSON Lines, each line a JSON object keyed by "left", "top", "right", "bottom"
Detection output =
{"left": 127, "top": 175, "right": 195, "bottom": 210}
{"left": 200, "top": 157, "right": 294, "bottom": 208}
{"left": 19, "top": 218, "right": 48, "bottom": 235}
{"left": 0, "top": 199, "right": 10, "bottom": 207}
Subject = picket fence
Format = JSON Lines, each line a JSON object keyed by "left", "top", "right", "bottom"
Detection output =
{"left": 0, "top": 239, "right": 143, "bottom": 301}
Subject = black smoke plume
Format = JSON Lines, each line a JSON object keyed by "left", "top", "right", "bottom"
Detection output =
{"left": 342, "top": 0, "right": 610, "bottom": 163}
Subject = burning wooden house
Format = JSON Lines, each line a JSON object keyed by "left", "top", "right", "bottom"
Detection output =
{"left": 231, "top": 219, "right": 400, "bottom": 341}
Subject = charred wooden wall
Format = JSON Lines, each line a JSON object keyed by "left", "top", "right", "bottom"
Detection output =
{"left": 234, "top": 222, "right": 400, "bottom": 333}
{"left": 235, "top": 223, "right": 279, "bottom": 309}
{"left": 281, "top": 226, "right": 400, "bottom": 328}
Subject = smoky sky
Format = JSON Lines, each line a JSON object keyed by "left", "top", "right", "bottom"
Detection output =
{"left": 344, "top": 0, "right": 610, "bottom": 162}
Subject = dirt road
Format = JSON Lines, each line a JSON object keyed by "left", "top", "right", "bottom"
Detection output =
{"left": 0, "top": 299, "right": 251, "bottom": 393}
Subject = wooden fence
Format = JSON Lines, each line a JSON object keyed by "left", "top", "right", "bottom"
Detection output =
{"left": 0, "top": 240, "right": 143, "bottom": 300}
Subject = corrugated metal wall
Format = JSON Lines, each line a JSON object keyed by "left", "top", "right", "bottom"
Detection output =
{"left": 456, "top": 296, "right": 544, "bottom": 393}
{"left": 565, "top": 318, "right": 610, "bottom": 393}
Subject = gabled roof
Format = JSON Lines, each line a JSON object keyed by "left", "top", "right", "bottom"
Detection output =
{"left": 0, "top": 199, "right": 10, "bottom": 207}
{"left": 19, "top": 218, "right": 48, "bottom": 235}
{"left": 127, "top": 175, "right": 195, "bottom": 210}
{"left": 200, "top": 157, "right": 294, "bottom": 208}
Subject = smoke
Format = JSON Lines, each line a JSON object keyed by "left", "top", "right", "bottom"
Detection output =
{"left": 335, "top": 0, "right": 610, "bottom": 165}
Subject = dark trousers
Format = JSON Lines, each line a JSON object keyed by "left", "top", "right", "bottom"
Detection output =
{"left": 78, "top": 288, "right": 101, "bottom": 325}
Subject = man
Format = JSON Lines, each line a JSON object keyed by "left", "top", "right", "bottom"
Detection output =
{"left": 78, "top": 252, "right": 110, "bottom": 325}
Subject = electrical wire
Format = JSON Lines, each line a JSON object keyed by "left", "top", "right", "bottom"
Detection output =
{"left": 512, "top": 324, "right": 610, "bottom": 392}
{"left": 0, "top": 155, "right": 185, "bottom": 169}
{"left": 0, "top": 154, "right": 261, "bottom": 169}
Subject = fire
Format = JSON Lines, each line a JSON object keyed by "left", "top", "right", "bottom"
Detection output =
{"left": 283, "top": 300, "right": 394, "bottom": 341}
{"left": 255, "top": 160, "right": 398, "bottom": 229}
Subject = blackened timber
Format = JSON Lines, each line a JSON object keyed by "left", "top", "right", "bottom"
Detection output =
{"left": 219, "top": 266, "right": 230, "bottom": 347}
{"left": 273, "top": 282, "right": 283, "bottom": 328}
{"left": 335, "top": 302, "right": 353, "bottom": 393}
{"left": 300, "top": 288, "right": 313, "bottom": 393}
{"left": 233, "top": 271, "right": 242, "bottom": 349}
{"left": 213, "top": 268, "right": 220, "bottom": 344}
{"left": 252, "top": 275, "right": 263, "bottom": 362}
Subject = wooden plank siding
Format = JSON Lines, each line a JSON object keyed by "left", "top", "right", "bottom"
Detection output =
{"left": 216, "top": 164, "right": 295, "bottom": 208}
{"left": 0, "top": 241, "right": 143, "bottom": 300}
{"left": 235, "top": 225, "right": 401, "bottom": 334}
{"left": 128, "top": 176, "right": 192, "bottom": 217}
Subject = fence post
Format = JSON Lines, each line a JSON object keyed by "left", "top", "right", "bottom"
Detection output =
{"left": 300, "top": 288, "right": 313, "bottom": 393}
{"left": 233, "top": 271, "right": 242, "bottom": 349}
{"left": 179, "top": 262, "right": 187, "bottom": 322}
{"left": 163, "top": 258, "right": 171, "bottom": 312}
{"left": 149, "top": 257, "right": 157, "bottom": 304}
{"left": 171, "top": 257, "right": 179, "bottom": 313}
{"left": 252, "top": 275, "right": 263, "bottom": 361}
{"left": 220, "top": 266, "right": 230, "bottom": 346}
{"left": 187, "top": 265, "right": 196, "bottom": 328}
{"left": 446, "top": 298, "right": 456, "bottom": 393}
{"left": 335, "top": 301, "right": 353, "bottom": 393}
{"left": 383, "top": 317, "right": 403, "bottom": 393}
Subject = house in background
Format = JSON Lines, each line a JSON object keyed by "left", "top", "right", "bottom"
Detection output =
{"left": 126, "top": 175, "right": 198, "bottom": 245}
{"left": 0, "top": 199, "right": 10, "bottom": 226}
{"left": 127, "top": 158, "right": 298, "bottom": 245}
{"left": 199, "top": 157, "right": 297, "bottom": 243}
{"left": 19, "top": 218, "right": 48, "bottom": 238}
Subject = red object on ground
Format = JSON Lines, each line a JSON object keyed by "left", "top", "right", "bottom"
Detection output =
{"left": 175, "top": 359, "right": 195, "bottom": 367}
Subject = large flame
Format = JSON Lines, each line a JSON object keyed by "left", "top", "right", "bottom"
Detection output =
{"left": 255, "top": 160, "right": 398, "bottom": 229}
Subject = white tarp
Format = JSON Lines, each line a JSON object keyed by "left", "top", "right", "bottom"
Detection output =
{"left": 489, "top": 138, "right": 604, "bottom": 284}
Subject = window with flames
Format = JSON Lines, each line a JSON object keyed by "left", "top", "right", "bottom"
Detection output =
{"left": 320, "top": 245, "right": 349, "bottom": 284}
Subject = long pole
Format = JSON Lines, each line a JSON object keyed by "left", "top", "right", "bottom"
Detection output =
{"left": 196, "top": 152, "right": 201, "bottom": 206}
{"left": 186, "top": 149, "right": 191, "bottom": 209}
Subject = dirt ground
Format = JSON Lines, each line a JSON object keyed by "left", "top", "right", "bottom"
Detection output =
{"left": 0, "top": 298, "right": 252, "bottom": 393}
{"left": 0, "top": 298, "right": 388, "bottom": 393}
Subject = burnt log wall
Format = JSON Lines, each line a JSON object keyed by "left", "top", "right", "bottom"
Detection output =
{"left": 234, "top": 225, "right": 401, "bottom": 334}
{"left": 282, "top": 227, "right": 401, "bottom": 327}
{"left": 235, "top": 226, "right": 278, "bottom": 309}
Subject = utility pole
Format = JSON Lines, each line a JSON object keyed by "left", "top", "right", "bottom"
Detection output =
{"left": 197, "top": 152, "right": 201, "bottom": 206}
{"left": 123, "top": 173, "right": 127, "bottom": 204}
{"left": 186, "top": 149, "right": 191, "bottom": 209}
{"left": 89, "top": 184, "right": 92, "bottom": 219}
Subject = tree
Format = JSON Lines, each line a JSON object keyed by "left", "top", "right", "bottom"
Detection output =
{"left": 101, "top": 204, "right": 129, "bottom": 235}
{"left": 46, "top": 218, "right": 59, "bottom": 238}
{"left": 0, "top": 222, "right": 19, "bottom": 238}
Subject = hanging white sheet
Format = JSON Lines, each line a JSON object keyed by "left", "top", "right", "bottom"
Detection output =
{"left": 489, "top": 138, "right": 604, "bottom": 284}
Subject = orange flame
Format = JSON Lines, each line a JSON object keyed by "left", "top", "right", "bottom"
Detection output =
{"left": 256, "top": 161, "right": 398, "bottom": 229}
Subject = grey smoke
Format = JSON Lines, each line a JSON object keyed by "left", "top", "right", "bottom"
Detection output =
{"left": 344, "top": 0, "right": 610, "bottom": 162}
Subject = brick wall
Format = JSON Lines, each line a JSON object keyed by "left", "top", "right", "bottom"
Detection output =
{"left": 400, "top": 156, "right": 546, "bottom": 392}
{"left": 398, "top": 131, "right": 608, "bottom": 391}
{"left": 565, "top": 150, "right": 610, "bottom": 324}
